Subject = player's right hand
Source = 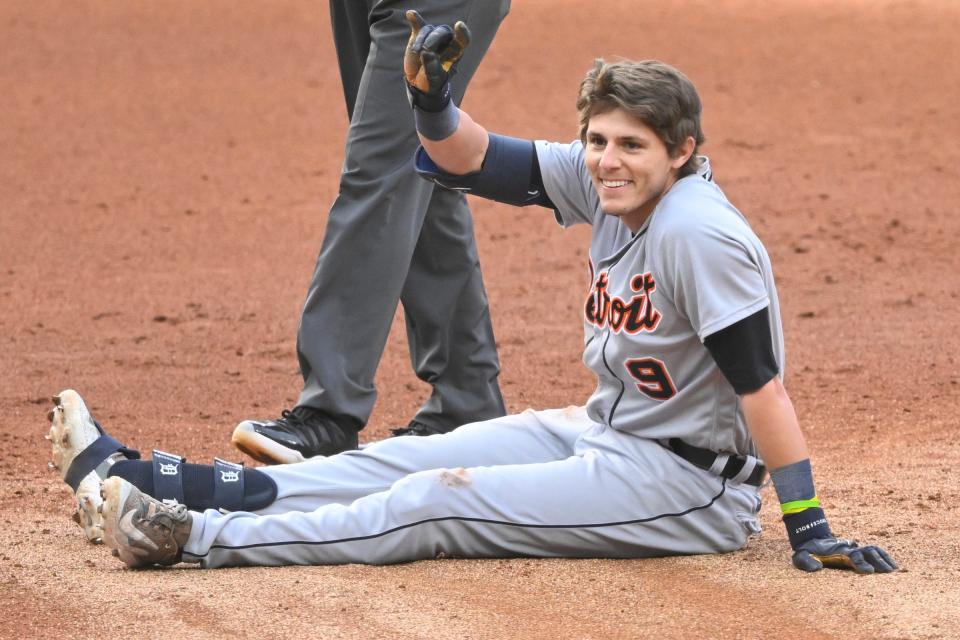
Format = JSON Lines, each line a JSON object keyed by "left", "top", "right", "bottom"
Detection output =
{"left": 403, "top": 10, "right": 470, "bottom": 112}
{"left": 792, "top": 537, "right": 898, "bottom": 574}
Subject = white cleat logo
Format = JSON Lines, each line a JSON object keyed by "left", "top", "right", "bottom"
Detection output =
{"left": 159, "top": 463, "right": 179, "bottom": 476}
{"left": 220, "top": 470, "right": 240, "bottom": 483}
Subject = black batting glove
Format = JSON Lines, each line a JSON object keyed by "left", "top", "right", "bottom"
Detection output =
{"left": 792, "top": 537, "right": 898, "bottom": 574}
{"left": 403, "top": 10, "right": 471, "bottom": 112}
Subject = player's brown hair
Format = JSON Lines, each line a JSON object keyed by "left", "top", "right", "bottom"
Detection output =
{"left": 577, "top": 59, "right": 705, "bottom": 177}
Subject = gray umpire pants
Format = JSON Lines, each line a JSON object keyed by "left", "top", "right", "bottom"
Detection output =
{"left": 296, "top": 0, "right": 511, "bottom": 431}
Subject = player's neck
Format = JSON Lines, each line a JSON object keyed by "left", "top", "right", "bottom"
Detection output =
{"left": 622, "top": 177, "right": 678, "bottom": 232}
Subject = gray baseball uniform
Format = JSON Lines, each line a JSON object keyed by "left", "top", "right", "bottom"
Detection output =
{"left": 178, "top": 142, "right": 779, "bottom": 567}
{"left": 299, "top": 0, "right": 510, "bottom": 433}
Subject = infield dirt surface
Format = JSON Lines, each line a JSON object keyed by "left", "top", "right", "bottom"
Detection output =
{"left": 2, "top": 1, "right": 959, "bottom": 638}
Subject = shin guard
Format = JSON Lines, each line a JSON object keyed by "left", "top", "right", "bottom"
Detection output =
{"left": 107, "top": 451, "right": 277, "bottom": 512}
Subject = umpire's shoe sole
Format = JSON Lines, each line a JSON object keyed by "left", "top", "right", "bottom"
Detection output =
{"left": 231, "top": 421, "right": 307, "bottom": 465}
{"left": 47, "top": 390, "right": 106, "bottom": 543}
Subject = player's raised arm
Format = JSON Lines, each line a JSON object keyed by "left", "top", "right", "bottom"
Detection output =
{"left": 404, "top": 10, "right": 488, "bottom": 174}
{"left": 402, "top": 11, "right": 555, "bottom": 210}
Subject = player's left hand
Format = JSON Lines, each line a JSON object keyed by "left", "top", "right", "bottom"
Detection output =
{"left": 792, "top": 537, "right": 898, "bottom": 574}
{"left": 403, "top": 10, "right": 470, "bottom": 111}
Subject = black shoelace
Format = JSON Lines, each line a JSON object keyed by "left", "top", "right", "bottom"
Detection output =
{"left": 276, "top": 408, "right": 340, "bottom": 449}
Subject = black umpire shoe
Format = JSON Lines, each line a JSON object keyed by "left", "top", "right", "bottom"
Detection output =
{"left": 390, "top": 420, "right": 452, "bottom": 437}
{"left": 232, "top": 406, "right": 359, "bottom": 464}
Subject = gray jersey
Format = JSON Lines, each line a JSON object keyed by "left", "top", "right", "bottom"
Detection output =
{"left": 536, "top": 140, "right": 785, "bottom": 457}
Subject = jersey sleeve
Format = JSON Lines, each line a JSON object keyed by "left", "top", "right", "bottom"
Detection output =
{"left": 534, "top": 140, "right": 599, "bottom": 227}
{"left": 656, "top": 196, "right": 770, "bottom": 340}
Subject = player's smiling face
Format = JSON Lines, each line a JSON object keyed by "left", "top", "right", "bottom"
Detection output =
{"left": 584, "top": 108, "right": 693, "bottom": 232}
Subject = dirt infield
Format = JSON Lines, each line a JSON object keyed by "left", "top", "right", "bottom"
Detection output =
{"left": 2, "top": 1, "right": 959, "bottom": 638}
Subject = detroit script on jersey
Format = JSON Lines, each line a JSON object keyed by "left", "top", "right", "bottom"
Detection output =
{"left": 585, "top": 269, "right": 661, "bottom": 334}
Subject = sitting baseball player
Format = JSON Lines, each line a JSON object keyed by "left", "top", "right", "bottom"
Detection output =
{"left": 47, "top": 12, "right": 896, "bottom": 574}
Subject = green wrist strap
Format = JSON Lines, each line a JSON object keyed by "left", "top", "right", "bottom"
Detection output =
{"left": 780, "top": 497, "right": 820, "bottom": 514}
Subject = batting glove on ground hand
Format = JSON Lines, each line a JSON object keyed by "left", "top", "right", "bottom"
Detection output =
{"left": 404, "top": 10, "right": 470, "bottom": 111}
{"left": 792, "top": 537, "right": 898, "bottom": 574}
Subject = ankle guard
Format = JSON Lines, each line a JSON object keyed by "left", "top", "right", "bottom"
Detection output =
{"left": 107, "top": 450, "right": 277, "bottom": 512}
{"left": 63, "top": 421, "right": 141, "bottom": 492}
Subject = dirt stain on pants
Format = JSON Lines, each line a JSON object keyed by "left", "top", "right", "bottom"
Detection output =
{"left": 439, "top": 467, "right": 472, "bottom": 488}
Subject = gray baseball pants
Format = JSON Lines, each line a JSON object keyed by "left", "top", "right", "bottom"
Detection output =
{"left": 183, "top": 407, "right": 763, "bottom": 567}
{"left": 295, "top": 0, "right": 511, "bottom": 431}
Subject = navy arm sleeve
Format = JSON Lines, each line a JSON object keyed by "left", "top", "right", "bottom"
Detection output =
{"left": 703, "top": 307, "right": 779, "bottom": 394}
{"left": 414, "top": 134, "right": 555, "bottom": 209}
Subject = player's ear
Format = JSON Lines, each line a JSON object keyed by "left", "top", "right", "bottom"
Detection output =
{"left": 670, "top": 136, "right": 696, "bottom": 170}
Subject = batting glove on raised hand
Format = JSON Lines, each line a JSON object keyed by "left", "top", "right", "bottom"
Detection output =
{"left": 792, "top": 537, "right": 898, "bottom": 574}
{"left": 403, "top": 9, "right": 470, "bottom": 112}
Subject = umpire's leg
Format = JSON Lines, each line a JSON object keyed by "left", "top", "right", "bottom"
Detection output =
{"left": 401, "top": 185, "right": 505, "bottom": 431}
{"left": 296, "top": 0, "right": 509, "bottom": 430}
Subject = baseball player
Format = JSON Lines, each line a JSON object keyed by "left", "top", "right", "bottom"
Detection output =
{"left": 49, "top": 14, "right": 896, "bottom": 574}
{"left": 231, "top": 0, "right": 511, "bottom": 465}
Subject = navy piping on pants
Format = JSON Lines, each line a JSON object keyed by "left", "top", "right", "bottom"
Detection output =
{"left": 183, "top": 480, "right": 728, "bottom": 559}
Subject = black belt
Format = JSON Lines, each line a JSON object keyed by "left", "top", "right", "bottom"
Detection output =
{"left": 667, "top": 438, "right": 767, "bottom": 487}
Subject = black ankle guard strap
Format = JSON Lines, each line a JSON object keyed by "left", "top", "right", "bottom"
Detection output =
{"left": 64, "top": 420, "right": 141, "bottom": 492}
